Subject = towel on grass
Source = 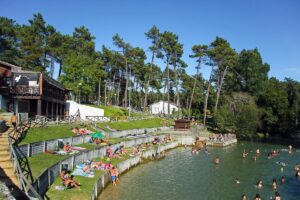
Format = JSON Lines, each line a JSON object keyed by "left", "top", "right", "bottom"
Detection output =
{"left": 71, "top": 168, "right": 94, "bottom": 178}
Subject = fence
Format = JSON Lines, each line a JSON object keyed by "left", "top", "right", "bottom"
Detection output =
{"left": 90, "top": 141, "right": 179, "bottom": 200}
{"left": 31, "top": 135, "right": 161, "bottom": 197}
{"left": 18, "top": 127, "right": 170, "bottom": 158}
{"left": 7, "top": 129, "right": 43, "bottom": 200}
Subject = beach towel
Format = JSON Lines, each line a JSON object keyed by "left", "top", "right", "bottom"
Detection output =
{"left": 71, "top": 168, "right": 95, "bottom": 178}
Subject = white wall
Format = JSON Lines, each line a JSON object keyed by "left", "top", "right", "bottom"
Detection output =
{"left": 65, "top": 100, "right": 104, "bottom": 120}
{"left": 150, "top": 101, "right": 178, "bottom": 115}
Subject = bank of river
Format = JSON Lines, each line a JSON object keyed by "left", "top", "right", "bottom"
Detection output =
{"left": 99, "top": 141, "right": 300, "bottom": 200}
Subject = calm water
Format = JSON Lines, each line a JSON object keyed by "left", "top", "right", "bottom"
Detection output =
{"left": 99, "top": 142, "right": 300, "bottom": 200}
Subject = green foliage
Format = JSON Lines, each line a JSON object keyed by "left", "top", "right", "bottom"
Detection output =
{"left": 214, "top": 93, "right": 259, "bottom": 138}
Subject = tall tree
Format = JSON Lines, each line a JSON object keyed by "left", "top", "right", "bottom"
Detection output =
{"left": 160, "top": 31, "right": 180, "bottom": 118}
{"left": 208, "top": 37, "right": 237, "bottom": 112}
{"left": 18, "top": 13, "right": 49, "bottom": 72}
{"left": 0, "top": 17, "right": 20, "bottom": 64}
{"left": 112, "top": 34, "right": 132, "bottom": 108}
{"left": 144, "top": 26, "right": 161, "bottom": 111}
{"left": 189, "top": 45, "right": 208, "bottom": 120}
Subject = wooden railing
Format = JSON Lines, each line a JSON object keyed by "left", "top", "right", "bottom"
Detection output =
{"left": 10, "top": 86, "right": 40, "bottom": 96}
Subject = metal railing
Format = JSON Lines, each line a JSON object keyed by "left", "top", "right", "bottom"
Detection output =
{"left": 7, "top": 129, "right": 43, "bottom": 200}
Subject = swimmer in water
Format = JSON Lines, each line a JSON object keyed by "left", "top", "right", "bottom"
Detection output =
{"left": 257, "top": 180, "right": 263, "bottom": 189}
{"left": 275, "top": 191, "right": 281, "bottom": 200}
{"left": 214, "top": 156, "right": 220, "bottom": 164}
{"left": 242, "top": 150, "right": 248, "bottom": 159}
{"left": 288, "top": 145, "right": 292, "bottom": 154}
{"left": 253, "top": 155, "right": 257, "bottom": 161}
{"left": 254, "top": 193, "right": 261, "bottom": 200}
{"left": 272, "top": 178, "right": 277, "bottom": 191}
{"left": 256, "top": 148, "right": 260, "bottom": 155}
{"left": 235, "top": 178, "right": 240, "bottom": 184}
{"left": 280, "top": 176, "right": 285, "bottom": 184}
{"left": 241, "top": 194, "right": 247, "bottom": 200}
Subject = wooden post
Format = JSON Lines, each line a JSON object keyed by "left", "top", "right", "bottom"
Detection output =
{"left": 37, "top": 99, "right": 42, "bottom": 116}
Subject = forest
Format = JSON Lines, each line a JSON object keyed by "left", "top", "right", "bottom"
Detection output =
{"left": 0, "top": 13, "right": 299, "bottom": 138}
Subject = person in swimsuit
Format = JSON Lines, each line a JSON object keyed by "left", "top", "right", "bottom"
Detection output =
{"left": 110, "top": 166, "right": 117, "bottom": 186}
{"left": 10, "top": 112, "right": 17, "bottom": 130}
{"left": 254, "top": 193, "right": 261, "bottom": 200}
{"left": 275, "top": 192, "right": 281, "bottom": 200}
{"left": 241, "top": 194, "right": 247, "bottom": 200}
{"left": 214, "top": 156, "right": 220, "bottom": 164}
{"left": 257, "top": 180, "right": 263, "bottom": 189}
{"left": 272, "top": 178, "right": 277, "bottom": 191}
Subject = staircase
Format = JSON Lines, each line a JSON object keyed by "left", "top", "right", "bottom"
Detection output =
{"left": 0, "top": 127, "right": 29, "bottom": 199}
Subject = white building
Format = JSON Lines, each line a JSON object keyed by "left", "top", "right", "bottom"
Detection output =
{"left": 149, "top": 101, "right": 178, "bottom": 115}
{"left": 65, "top": 100, "right": 105, "bottom": 120}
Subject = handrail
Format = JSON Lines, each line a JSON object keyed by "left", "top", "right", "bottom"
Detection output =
{"left": 7, "top": 129, "right": 43, "bottom": 200}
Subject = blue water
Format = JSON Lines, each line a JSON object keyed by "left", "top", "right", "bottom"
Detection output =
{"left": 99, "top": 141, "right": 300, "bottom": 200}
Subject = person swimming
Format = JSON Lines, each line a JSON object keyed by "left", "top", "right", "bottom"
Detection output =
{"left": 272, "top": 178, "right": 278, "bottom": 191}
{"left": 214, "top": 156, "right": 220, "bottom": 164}
{"left": 254, "top": 193, "right": 261, "bottom": 200}
{"left": 241, "top": 194, "right": 247, "bottom": 200}
{"left": 280, "top": 176, "right": 285, "bottom": 184}
{"left": 257, "top": 180, "right": 263, "bottom": 189}
{"left": 235, "top": 178, "right": 240, "bottom": 184}
{"left": 256, "top": 148, "right": 260, "bottom": 155}
{"left": 275, "top": 191, "right": 281, "bottom": 200}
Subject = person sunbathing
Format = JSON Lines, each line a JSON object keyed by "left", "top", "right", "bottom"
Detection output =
{"left": 91, "top": 160, "right": 103, "bottom": 170}
{"left": 71, "top": 127, "right": 79, "bottom": 135}
{"left": 63, "top": 142, "right": 72, "bottom": 153}
{"left": 60, "top": 170, "right": 70, "bottom": 182}
{"left": 64, "top": 175, "right": 81, "bottom": 190}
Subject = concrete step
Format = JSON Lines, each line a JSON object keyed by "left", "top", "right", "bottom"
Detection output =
{"left": 0, "top": 155, "right": 11, "bottom": 161}
{"left": 0, "top": 146, "right": 8, "bottom": 151}
{"left": 0, "top": 161, "right": 13, "bottom": 169}
{"left": 0, "top": 151, "right": 10, "bottom": 156}
{"left": 0, "top": 168, "right": 16, "bottom": 178}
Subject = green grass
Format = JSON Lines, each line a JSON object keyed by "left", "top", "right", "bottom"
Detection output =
{"left": 28, "top": 153, "right": 69, "bottom": 180}
{"left": 46, "top": 153, "right": 131, "bottom": 200}
{"left": 96, "top": 118, "right": 171, "bottom": 131}
{"left": 88, "top": 105, "right": 127, "bottom": 117}
{"left": 27, "top": 138, "right": 132, "bottom": 180}
{"left": 19, "top": 124, "right": 95, "bottom": 145}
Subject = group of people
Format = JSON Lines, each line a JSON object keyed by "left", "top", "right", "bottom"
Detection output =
{"left": 106, "top": 144, "right": 126, "bottom": 160}
{"left": 208, "top": 133, "right": 236, "bottom": 142}
{"left": 237, "top": 144, "right": 299, "bottom": 200}
{"left": 71, "top": 127, "right": 94, "bottom": 135}
{"left": 60, "top": 170, "right": 81, "bottom": 190}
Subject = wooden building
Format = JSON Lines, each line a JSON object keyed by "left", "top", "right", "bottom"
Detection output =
{"left": 0, "top": 60, "right": 67, "bottom": 118}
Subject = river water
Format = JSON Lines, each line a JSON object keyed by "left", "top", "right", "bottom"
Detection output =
{"left": 99, "top": 141, "right": 300, "bottom": 200}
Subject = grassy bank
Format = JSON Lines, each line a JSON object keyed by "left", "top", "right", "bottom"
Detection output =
{"left": 19, "top": 124, "right": 95, "bottom": 145}
{"left": 46, "top": 153, "right": 131, "bottom": 200}
{"left": 97, "top": 118, "right": 171, "bottom": 131}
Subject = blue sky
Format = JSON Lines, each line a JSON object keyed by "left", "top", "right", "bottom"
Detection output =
{"left": 1, "top": 0, "right": 300, "bottom": 81}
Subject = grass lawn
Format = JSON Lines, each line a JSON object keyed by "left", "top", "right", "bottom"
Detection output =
{"left": 27, "top": 138, "right": 132, "bottom": 180}
{"left": 46, "top": 153, "right": 131, "bottom": 200}
{"left": 88, "top": 105, "right": 127, "bottom": 117}
{"left": 97, "top": 118, "right": 171, "bottom": 131}
{"left": 20, "top": 124, "right": 95, "bottom": 145}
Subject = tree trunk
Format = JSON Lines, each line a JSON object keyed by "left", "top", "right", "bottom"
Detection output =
{"left": 214, "top": 65, "right": 229, "bottom": 112}
{"left": 203, "top": 67, "right": 213, "bottom": 126}
{"left": 98, "top": 77, "right": 101, "bottom": 106}
{"left": 143, "top": 53, "right": 154, "bottom": 112}
{"left": 58, "top": 60, "right": 62, "bottom": 78}
{"left": 123, "top": 57, "right": 128, "bottom": 108}
{"left": 166, "top": 58, "right": 170, "bottom": 118}
{"left": 188, "top": 65, "right": 200, "bottom": 120}
{"left": 104, "top": 80, "right": 107, "bottom": 106}
{"left": 173, "top": 61, "right": 180, "bottom": 119}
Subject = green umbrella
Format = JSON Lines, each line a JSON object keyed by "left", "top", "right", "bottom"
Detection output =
{"left": 92, "top": 132, "right": 105, "bottom": 139}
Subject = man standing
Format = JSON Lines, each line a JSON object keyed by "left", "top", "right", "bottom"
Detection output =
{"left": 10, "top": 112, "right": 17, "bottom": 130}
